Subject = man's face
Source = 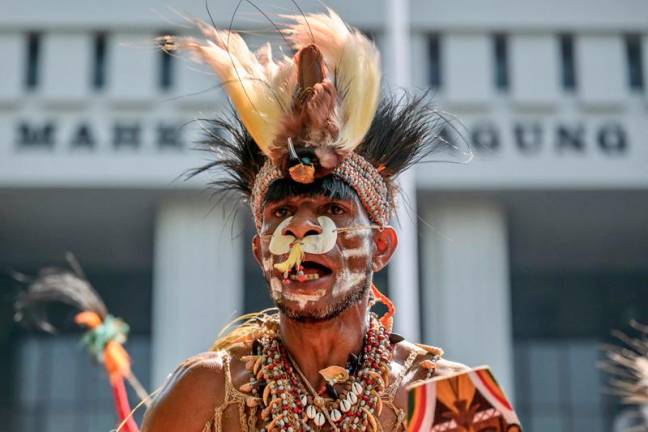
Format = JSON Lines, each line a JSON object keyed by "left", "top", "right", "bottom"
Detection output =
{"left": 252, "top": 178, "right": 395, "bottom": 322}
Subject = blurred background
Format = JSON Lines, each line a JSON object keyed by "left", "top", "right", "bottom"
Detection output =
{"left": 1, "top": 0, "right": 648, "bottom": 431}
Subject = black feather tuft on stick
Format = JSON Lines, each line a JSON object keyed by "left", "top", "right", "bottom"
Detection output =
{"left": 14, "top": 253, "right": 107, "bottom": 333}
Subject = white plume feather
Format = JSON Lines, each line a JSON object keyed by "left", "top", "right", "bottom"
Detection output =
{"left": 169, "top": 21, "right": 296, "bottom": 157}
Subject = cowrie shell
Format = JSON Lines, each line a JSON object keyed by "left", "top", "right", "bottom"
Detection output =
{"left": 330, "top": 409, "right": 342, "bottom": 421}
{"left": 314, "top": 412, "right": 326, "bottom": 426}
{"left": 306, "top": 405, "right": 317, "bottom": 419}
{"left": 340, "top": 398, "right": 351, "bottom": 412}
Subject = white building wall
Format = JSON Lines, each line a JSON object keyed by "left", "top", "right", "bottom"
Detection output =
{"left": 444, "top": 34, "right": 493, "bottom": 106}
{"left": 152, "top": 196, "right": 243, "bottom": 385}
{"left": 577, "top": 34, "right": 626, "bottom": 107}
{"left": 0, "top": 34, "right": 23, "bottom": 103}
{"left": 41, "top": 33, "right": 92, "bottom": 102}
{"left": 511, "top": 35, "right": 560, "bottom": 107}
{"left": 109, "top": 32, "right": 158, "bottom": 102}
{"left": 421, "top": 200, "right": 513, "bottom": 396}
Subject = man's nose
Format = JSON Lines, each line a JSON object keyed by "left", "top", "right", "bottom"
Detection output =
{"left": 283, "top": 214, "right": 322, "bottom": 239}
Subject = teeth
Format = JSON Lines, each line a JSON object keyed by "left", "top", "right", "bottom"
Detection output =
{"left": 289, "top": 273, "right": 320, "bottom": 281}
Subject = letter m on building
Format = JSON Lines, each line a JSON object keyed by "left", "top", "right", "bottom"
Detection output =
{"left": 16, "top": 122, "right": 55, "bottom": 149}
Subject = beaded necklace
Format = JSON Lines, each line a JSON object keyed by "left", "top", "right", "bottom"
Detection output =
{"left": 240, "top": 314, "right": 392, "bottom": 431}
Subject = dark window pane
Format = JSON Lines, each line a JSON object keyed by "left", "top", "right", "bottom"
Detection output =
{"left": 93, "top": 33, "right": 107, "bottom": 90}
{"left": 428, "top": 34, "right": 441, "bottom": 88}
{"left": 625, "top": 34, "right": 644, "bottom": 91}
{"left": 25, "top": 32, "right": 40, "bottom": 90}
{"left": 159, "top": 32, "right": 174, "bottom": 91}
{"left": 560, "top": 34, "right": 577, "bottom": 91}
{"left": 493, "top": 33, "right": 509, "bottom": 91}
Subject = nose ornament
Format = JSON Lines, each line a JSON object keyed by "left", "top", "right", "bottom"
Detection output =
{"left": 274, "top": 240, "right": 306, "bottom": 283}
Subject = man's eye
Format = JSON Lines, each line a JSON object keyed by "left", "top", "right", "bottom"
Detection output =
{"left": 329, "top": 204, "right": 345, "bottom": 215}
{"left": 273, "top": 207, "right": 292, "bottom": 218}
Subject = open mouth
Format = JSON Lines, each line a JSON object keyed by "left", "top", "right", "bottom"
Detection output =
{"left": 288, "top": 260, "right": 333, "bottom": 282}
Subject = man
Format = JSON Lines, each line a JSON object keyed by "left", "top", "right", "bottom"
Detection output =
{"left": 143, "top": 9, "right": 467, "bottom": 431}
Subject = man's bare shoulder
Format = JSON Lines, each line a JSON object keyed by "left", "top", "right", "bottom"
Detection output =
{"left": 142, "top": 351, "right": 227, "bottom": 432}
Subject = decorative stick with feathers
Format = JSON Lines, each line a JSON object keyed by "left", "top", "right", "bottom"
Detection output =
{"left": 159, "top": 8, "right": 381, "bottom": 184}
{"left": 14, "top": 253, "right": 148, "bottom": 432}
{"left": 601, "top": 321, "right": 648, "bottom": 430}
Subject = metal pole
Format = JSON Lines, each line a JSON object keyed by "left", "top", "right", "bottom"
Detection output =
{"left": 385, "top": 0, "right": 420, "bottom": 341}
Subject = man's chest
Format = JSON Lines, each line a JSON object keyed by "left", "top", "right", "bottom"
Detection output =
{"left": 218, "top": 399, "right": 407, "bottom": 431}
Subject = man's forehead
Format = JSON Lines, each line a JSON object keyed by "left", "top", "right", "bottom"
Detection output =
{"left": 266, "top": 194, "right": 357, "bottom": 208}
{"left": 263, "top": 176, "right": 359, "bottom": 205}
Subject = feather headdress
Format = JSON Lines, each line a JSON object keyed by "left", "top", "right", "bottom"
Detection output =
{"left": 162, "top": 8, "right": 380, "bottom": 183}
{"left": 162, "top": 8, "right": 463, "bottom": 226}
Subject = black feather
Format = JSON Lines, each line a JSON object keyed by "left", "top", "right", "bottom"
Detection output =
{"left": 356, "top": 92, "right": 451, "bottom": 178}
{"left": 185, "top": 112, "right": 266, "bottom": 204}
{"left": 14, "top": 254, "right": 107, "bottom": 333}
{"left": 187, "top": 93, "right": 465, "bottom": 215}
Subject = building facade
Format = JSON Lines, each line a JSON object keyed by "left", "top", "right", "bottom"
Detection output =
{"left": 1, "top": 1, "right": 647, "bottom": 430}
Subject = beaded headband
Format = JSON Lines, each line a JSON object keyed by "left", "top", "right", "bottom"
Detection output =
{"left": 251, "top": 153, "right": 391, "bottom": 230}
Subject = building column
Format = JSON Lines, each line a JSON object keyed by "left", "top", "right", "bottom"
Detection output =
{"left": 420, "top": 198, "right": 514, "bottom": 397}
{"left": 151, "top": 195, "right": 243, "bottom": 386}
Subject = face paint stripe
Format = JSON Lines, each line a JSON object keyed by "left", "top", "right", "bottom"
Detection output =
{"left": 341, "top": 247, "right": 368, "bottom": 258}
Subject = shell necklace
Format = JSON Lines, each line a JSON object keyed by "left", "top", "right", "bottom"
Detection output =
{"left": 241, "top": 314, "right": 392, "bottom": 431}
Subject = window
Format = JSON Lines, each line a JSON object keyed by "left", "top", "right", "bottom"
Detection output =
{"left": 25, "top": 32, "right": 41, "bottom": 90}
{"left": 93, "top": 33, "right": 107, "bottom": 90}
{"left": 493, "top": 34, "right": 509, "bottom": 91}
{"left": 559, "top": 34, "right": 577, "bottom": 91}
{"left": 159, "top": 32, "right": 174, "bottom": 91}
{"left": 428, "top": 34, "right": 442, "bottom": 89}
{"left": 625, "top": 34, "right": 644, "bottom": 91}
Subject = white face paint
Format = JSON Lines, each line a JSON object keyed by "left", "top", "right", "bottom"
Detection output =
{"left": 267, "top": 217, "right": 338, "bottom": 310}
{"left": 268, "top": 216, "right": 337, "bottom": 255}
{"left": 266, "top": 216, "right": 370, "bottom": 309}
{"left": 332, "top": 229, "right": 371, "bottom": 297}
{"left": 282, "top": 289, "right": 327, "bottom": 309}
{"left": 262, "top": 257, "right": 274, "bottom": 273}
{"left": 270, "top": 277, "right": 282, "bottom": 301}
{"left": 271, "top": 274, "right": 326, "bottom": 309}
{"left": 341, "top": 246, "right": 369, "bottom": 259}
{"left": 332, "top": 266, "right": 367, "bottom": 297}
